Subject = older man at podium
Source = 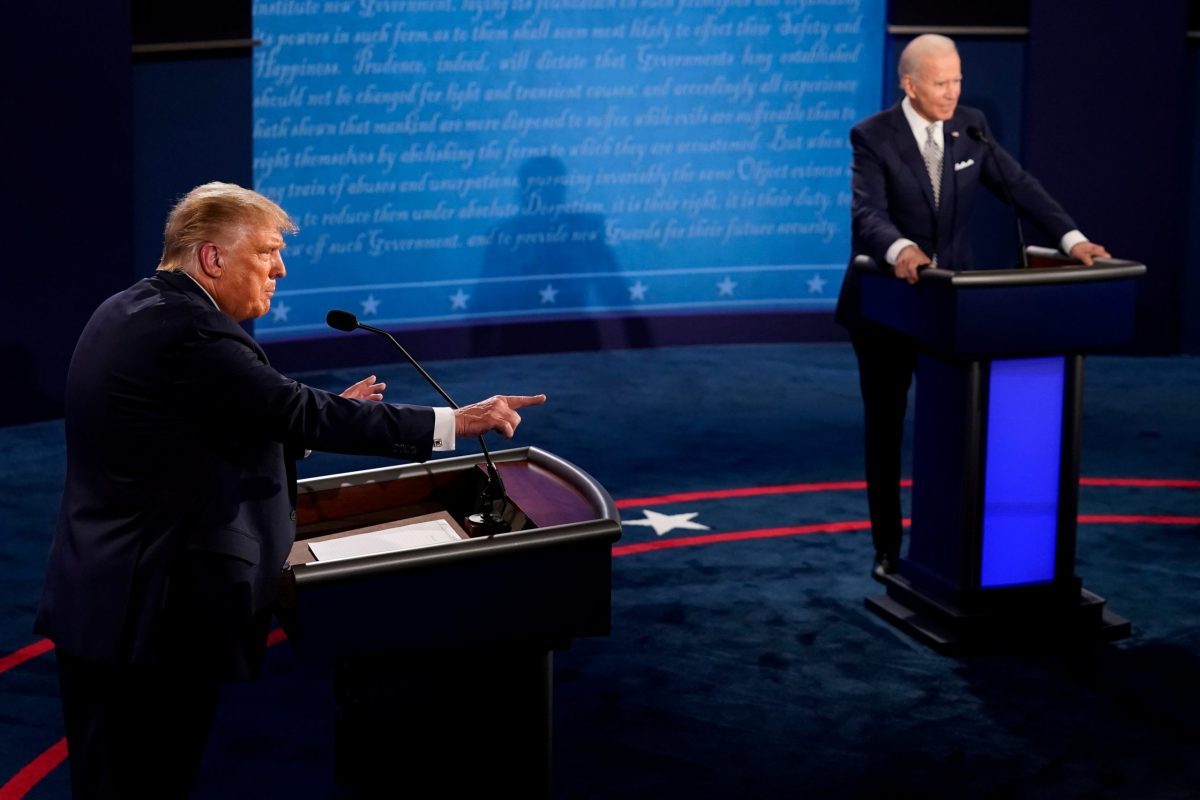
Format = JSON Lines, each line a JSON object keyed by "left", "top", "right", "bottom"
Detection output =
{"left": 35, "top": 181, "right": 546, "bottom": 799}
{"left": 835, "top": 34, "right": 1108, "bottom": 581}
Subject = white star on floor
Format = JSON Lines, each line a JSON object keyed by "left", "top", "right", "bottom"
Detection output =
{"left": 271, "top": 301, "right": 291, "bottom": 322}
{"left": 628, "top": 280, "right": 649, "bottom": 302}
{"left": 807, "top": 274, "right": 827, "bottom": 294}
{"left": 539, "top": 284, "right": 559, "bottom": 304}
{"left": 623, "top": 509, "right": 710, "bottom": 536}
{"left": 361, "top": 294, "right": 381, "bottom": 315}
{"left": 716, "top": 276, "right": 737, "bottom": 297}
{"left": 449, "top": 288, "right": 470, "bottom": 310}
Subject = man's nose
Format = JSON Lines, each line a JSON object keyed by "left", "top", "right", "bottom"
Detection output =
{"left": 272, "top": 253, "right": 286, "bottom": 279}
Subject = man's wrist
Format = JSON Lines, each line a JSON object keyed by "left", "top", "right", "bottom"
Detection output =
{"left": 431, "top": 407, "right": 455, "bottom": 451}
{"left": 1060, "top": 230, "right": 1087, "bottom": 255}
{"left": 886, "top": 238, "right": 917, "bottom": 266}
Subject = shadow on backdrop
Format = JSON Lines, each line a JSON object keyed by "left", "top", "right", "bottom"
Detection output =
{"left": 476, "top": 156, "right": 651, "bottom": 353}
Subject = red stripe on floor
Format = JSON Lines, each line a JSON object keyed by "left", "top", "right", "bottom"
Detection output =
{"left": 613, "top": 519, "right": 875, "bottom": 556}
{"left": 0, "top": 640, "right": 53, "bottom": 677}
{"left": 1080, "top": 478, "right": 1200, "bottom": 488}
{"left": 615, "top": 480, "right": 911, "bottom": 508}
{"left": 0, "top": 738, "right": 67, "bottom": 800}
{"left": 617, "top": 477, "right": 1198, "bottom": 509}
{"left": 613, "top": 513, "right": 1199, "bottom": 557}
{"left": 1079, "top": 514, "right": 1200, "bottom": 525}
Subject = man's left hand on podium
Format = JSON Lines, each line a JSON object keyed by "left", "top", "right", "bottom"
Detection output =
{"left": 1070, "top": 241, "right": 1111, "bottom": 266}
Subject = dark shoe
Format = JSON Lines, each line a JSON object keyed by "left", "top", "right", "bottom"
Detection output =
{"left": 872, "top": 552, "right": 898, "bottom": 583}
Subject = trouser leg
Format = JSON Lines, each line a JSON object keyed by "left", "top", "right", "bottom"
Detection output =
{"left": 850, "top": 324, "right": 917, "bottom": 559}
{"left": 55, "top": 649, "right": 222, "bottom": 800}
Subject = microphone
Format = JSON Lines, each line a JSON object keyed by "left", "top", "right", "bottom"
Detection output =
{"left": 325, "top": 309, "right": 511, "bottom": 535}
{"left": 967, "top": 125, "right": 1029, "bottom": 268}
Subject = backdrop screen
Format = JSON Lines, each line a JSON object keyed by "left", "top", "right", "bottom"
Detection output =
{"left": 251, "top": 0, "right": 885, "bottom": 341}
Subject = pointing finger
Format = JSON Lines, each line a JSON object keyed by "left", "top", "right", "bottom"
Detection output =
{"left": 504, "top": 394, "right": 547, "bottom": 409}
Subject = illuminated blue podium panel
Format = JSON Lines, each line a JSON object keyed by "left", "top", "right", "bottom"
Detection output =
{"left": 856, "top": 253, "right": 1145, "bottom": 652}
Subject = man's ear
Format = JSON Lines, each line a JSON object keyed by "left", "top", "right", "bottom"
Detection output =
{"left": 198, "top": 242, "right": 222, "bottom": 279}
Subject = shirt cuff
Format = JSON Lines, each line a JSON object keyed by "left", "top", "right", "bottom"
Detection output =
{"left": 886, "top": 238, "right": 917, "bottom": 266}
{"left": 1060, "top": 230, "right": 1087, "bottom": 256}
{"left": 431, "top": 407, "right": 455, "bottom": 452}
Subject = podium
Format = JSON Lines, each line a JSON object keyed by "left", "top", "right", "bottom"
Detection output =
{"left": 855, "top": 249, "right": 1146, "bottom": 652}
{"left": 276, "top": 446, "right": 621, "bottom": 797}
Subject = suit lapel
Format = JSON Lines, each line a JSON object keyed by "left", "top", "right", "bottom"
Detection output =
{"left": 938, "top": 120, "right": 961, "bottom": 257}
{"left": 890, "top": 105, "right": 938, "bottom": 212}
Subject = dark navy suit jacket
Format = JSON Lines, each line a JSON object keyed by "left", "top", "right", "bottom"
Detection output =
{"left": 36, "top": 271, "right": 435, "bottom": 678}
{"left": 836, "top": 103, "right": 1077, "bottom": 328}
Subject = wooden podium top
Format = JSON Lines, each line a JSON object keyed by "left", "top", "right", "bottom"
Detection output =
{"left": 278, "top": 447, "right": 622, "bottom": 656}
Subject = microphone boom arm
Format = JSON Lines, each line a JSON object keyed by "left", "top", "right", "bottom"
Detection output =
{"left": 968, "top": 125, "right": 1029, "bottom": 269}
{"left": 355, "top": 320, "right": 507, "bottom": 507}
{"left": 326, "top": 311, "right": 509, "bottom": 533}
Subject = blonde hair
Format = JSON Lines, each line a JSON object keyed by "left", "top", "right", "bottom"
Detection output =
{"left": 157, "top": 182, "right": 297, "bottom": 273}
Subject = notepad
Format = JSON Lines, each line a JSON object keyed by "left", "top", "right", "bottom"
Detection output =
{"left": 308, "top": 518, "right": 463, "bottom": 562}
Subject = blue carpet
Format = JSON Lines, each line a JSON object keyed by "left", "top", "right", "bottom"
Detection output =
{"left": 1, "top": 343, "right": 1198, "bottom": 799}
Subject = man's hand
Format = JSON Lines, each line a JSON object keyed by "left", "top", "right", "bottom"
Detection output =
{"left": 1070, "top": 241, "right": 1111, "bottom": 266}
{"left": 341, "top": 375, "right": 386, "bottom": 402}
{"left": 455, "top": 394, "right": 547, "bottom": 438}
{"left": 894, "top": 244, "right": 932, "bottom": 284}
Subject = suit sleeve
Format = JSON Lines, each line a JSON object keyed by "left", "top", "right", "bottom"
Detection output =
{"left": 850, "top": 124, "right": 907, "bottom": 267}
{"left": 975, "top": 116, "right": 1077, "bottom": 243}
{"left": 163, "top": 312, "right": 435, "bottom": 462}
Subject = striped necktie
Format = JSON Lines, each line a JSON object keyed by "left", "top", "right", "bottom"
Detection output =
{"left": 923, "top": 123, "right": 943, "bottom": 207}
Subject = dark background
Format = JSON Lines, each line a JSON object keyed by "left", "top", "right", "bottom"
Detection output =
{"left": 4, "top": 0, "right": 1198, "bottom": 427}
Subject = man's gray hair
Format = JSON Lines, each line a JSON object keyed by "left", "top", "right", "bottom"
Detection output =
{"left": 898, "top": 34, "right": 958, "bottom": 86}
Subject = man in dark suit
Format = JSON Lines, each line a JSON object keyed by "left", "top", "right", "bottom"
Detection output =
{"left": 834, "top": 34, "right": 1109, "bottom": 581}
{"left": 35, "top": 181, "right": 545, "bottom": 798}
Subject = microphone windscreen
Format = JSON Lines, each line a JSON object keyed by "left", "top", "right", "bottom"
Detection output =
{"left": 966, "top": 125, "right": 986, "bottom": 143}
{"left": 326, "top": 309, "right": 359, "bottom": 331}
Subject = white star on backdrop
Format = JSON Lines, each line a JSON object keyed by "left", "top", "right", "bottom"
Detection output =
{"left": 271, "top": 301, "right": 291, "bottom": 322}
{"left": 716, "top": 276, "right": 737, "bottom": 297}
{"left": 628, "top": 280, "right": 649, "bottom": 302}
{"left": 449, "top": 288, "right": 470, "bottom": 310}
{"left": 807, "top": 274, "right": 827, "bottom": 294}
{"left": 539, "top": 284, "right": 559, "bottom": 304}
{"left": 361, "top": 294, "right": 381, "bottom": 315}
{"left": 623, "top": 509, "right": 710, "bottom": 536}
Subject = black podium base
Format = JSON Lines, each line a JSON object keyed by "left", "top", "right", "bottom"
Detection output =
{"left": 332, "top": 645, "right": 553, "bottom": 798}
{"left": 866, "top": 572, "right": 1131, "bottom": 655}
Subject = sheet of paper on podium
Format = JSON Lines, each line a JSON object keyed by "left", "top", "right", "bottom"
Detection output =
{"left": 308, "top": 516, "right": 464, "bottom": 562}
